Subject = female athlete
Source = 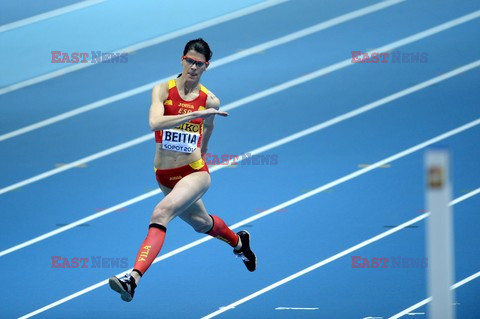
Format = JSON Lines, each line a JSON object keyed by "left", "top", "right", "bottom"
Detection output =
{"left": 109, "top": 38, "right": 257, "bottom": 302}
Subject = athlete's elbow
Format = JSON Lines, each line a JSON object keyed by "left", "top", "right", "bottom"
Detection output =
{"left": 149, "top": 120, "right": 156, "bottom": 131}
{"left": 204, "top": 123, "right": 214, "bottom": 131}
{"left": 149, "top": 119, "right": 163, "bottom": 131}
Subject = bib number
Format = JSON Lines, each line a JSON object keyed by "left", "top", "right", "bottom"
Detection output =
{"left": 162, "top": 128, "right": 199, "bottom": 153}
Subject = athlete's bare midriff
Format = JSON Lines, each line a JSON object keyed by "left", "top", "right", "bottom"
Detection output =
{"left": 154, "top": 143, "right": 202, "bottom": 169}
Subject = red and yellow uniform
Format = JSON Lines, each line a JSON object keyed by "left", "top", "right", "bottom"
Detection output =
{"left": 154, "top": 79, "right": 208, "bottom": 152}
{"left": 154, "top": 79, "right": 209, "bottom": 188}
{"left": 155, "top": 158, "right": 208, "bottom": 189}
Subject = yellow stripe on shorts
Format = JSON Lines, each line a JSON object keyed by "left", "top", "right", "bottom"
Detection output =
{"left": 189, "top": 158, "right": 205, "bottom": 170}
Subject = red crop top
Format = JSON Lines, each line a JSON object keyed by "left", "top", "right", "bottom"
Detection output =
{"left": 154, "top": 79, "right": 208, "bottom": 153}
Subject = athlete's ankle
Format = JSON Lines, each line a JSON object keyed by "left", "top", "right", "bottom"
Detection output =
{"left": 234, "top": 235, "right": 242, "bottom": 251}
{"left": 131, "top": 269, "right": 142, "bottom": 285}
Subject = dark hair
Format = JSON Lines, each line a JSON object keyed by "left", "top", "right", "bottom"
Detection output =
{"left": 177, "top": 38, "right": 212, "bottom": 78}
{"left": 183, "top": 38, "right": 212, "bottom": 61}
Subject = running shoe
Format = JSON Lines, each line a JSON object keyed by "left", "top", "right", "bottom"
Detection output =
{"left": 233, "top": 230, "right": 257, "bottom": 272}
{"left": 109, "top": 273, "right": 136, "bottom": 302}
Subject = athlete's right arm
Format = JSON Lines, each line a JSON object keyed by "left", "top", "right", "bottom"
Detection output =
{"left": 149, "top": 83, "right": 227, "bottom": 131}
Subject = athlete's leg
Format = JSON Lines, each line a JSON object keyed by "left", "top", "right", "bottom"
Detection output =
{"left": 179, "top": 198, "right": 256, "bottom": 272}
{"left": 178, "top": 199, "right": 211, "bottom": 232}
{"left": 179, "top": 199, "right": 240, "bottom": 247}
{"left": 132, "top": 171, "right": 211, "bottom": 280}
{"left": 109, "top": 171, "right": 212, "bottom": 301}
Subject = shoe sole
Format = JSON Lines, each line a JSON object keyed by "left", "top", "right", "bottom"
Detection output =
{"left": 239, "top": 230, "right": 257, "bottom": 272}
{"left": 109, "top": 276, "right": 133, "bottom": 302}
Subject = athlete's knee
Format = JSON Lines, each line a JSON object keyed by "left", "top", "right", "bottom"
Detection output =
{"left": 151, "top": 201, "right": 174, "bottom": 223}
{"left": 192, "top": 215, "right": 213, "bottom": 233}
{"left": 194, "top": 222, "right": 212, "bottom": 233}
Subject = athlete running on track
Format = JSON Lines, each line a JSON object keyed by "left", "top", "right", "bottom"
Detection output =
{"left": 109, "top": 38, "right": 257, "bottom": 302}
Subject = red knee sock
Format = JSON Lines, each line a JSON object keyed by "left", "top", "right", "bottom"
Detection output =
{"left": 206, "top": 215, "right": 239, "bottom": 247}
{"left": 132, "top": 224, "right": 166, "bottom": 276}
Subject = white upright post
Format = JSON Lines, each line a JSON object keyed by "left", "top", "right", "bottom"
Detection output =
{"left": 425, "top": 148, "right": 455, "bottom": 319}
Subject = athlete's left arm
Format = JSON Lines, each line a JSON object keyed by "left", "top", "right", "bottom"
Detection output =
{"left": 201, "top": 92, "right": 221, "bottom": 155}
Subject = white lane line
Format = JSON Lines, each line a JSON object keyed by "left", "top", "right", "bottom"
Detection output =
{"left": 0, "top": 135, "right": 152, "bottom": 195}
{"left": 275, "top": 307, "right": 320, "bottom": 311}
{"left": 202, "top": 187, "right": 480, "bottom": 319}
{"left": 16, "top": 125, "right": 480, "bottom": 318}
{"left": 20, "top": 160, "right": 480, "bottom": 319}
{"left": 1, "top": 58, "right": 478, "bottom": 196}
{"left": 0, "top": 0, "right": 107, "bottom": 33}
{"left": 388, "top": 271, "right": 480, "bottom": 319}
{"left": 1, "top": 62, "right": 479, "bottom": 258}
{"left": 0, "top": 0, "right": 405, "bottom": 137}
{"left": 450, "top": 187, "right": 480, "bottom": 205}
{"left": 0, "top": 0, "right": 287, "bottom": 95}
{"left": 0, "top": 188, "right": 162, "bottom": 258}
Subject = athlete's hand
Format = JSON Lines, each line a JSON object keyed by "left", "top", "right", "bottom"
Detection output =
{"left": 198, "top": 108, "right": 229, "bottom": 118}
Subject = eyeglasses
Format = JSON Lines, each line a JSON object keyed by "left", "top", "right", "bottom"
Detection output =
{"left": 182, "top": 56, "right": 209, "bottom": 68}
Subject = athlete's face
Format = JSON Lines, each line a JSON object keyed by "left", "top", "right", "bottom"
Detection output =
{"left": 181, "top": 50, "right": 209, "bottom": 80}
